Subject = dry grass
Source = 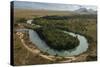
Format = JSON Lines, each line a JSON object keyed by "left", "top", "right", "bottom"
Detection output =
{"left": 13, "top": 8, "right": 97, "bottom": 65}
{"left": 14, "top": 33, "right": 52, "bottom": 65}
{"left": 14, "top": 8, "right": 75, "bottom": 19}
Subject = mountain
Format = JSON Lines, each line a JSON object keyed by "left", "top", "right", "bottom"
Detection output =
{"left": 88, "top": 9, "right": 97, "bottom": 14}
{"left": 75, "top": 8, "right": 88, "bottom": 12}
{"left": 75, "top": 8, "right": 97, "bottom": 14}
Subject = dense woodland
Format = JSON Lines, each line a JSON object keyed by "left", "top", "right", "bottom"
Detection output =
{"left": 35, "top": 28, "right": 79, "bottom": 50}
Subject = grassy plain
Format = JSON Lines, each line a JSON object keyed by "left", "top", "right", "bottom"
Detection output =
{"left": 13, "top": 8, "right": 97, "bottom": 65}
{"left": 14, "top": 8, "right": 76, "bottom": 20}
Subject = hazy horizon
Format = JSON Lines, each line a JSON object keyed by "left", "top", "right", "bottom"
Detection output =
{"left": 13, "top": 1, "right": 97, "bottom": 11}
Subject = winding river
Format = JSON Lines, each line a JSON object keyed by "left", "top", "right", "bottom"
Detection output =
{"left": 16, "top": 29, "right": 88, "bottom": 57}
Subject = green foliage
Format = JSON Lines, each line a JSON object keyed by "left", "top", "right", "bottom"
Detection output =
{"left": 33, "top": 14, "right": 96, "bottom": 50}
{"left": 35, "top": 28, "right": 79, "bottom": 50}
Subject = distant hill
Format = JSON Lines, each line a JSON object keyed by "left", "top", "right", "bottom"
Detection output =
{"left": 75, "top": 8, "right": 97, "bottom": 14}
{"left": 75, "top": 8, "right": 88, "bottom": 12}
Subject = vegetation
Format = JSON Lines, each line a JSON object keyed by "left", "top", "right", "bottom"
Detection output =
{"left": 35, "top": 28, "right": 79, "bottom": 50}
{"left": 14, "top": 33, "right": 52, "bottom": 65}
{"left": 33, "top": 14, "right": 97, "bottom": 44}
{"left": 33, "top": 14, "right": 97, "bottom": 51}
{"left": 15, "top": 18, "right": 27, "bottom": 23}
{"left": 13, "top": 8, "right": 97, "bottom": 64}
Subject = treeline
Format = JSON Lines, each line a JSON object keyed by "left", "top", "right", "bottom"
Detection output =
{"left": 34, "top": 14, "right": 97, "bottom": 20}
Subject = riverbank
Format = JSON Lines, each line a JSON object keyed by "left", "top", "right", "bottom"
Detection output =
{"left": 14, "top": 32, "right": 55, "bottom": 65}
{"left": 14, "top": 22, "right": 97, "bottom": 64}
{"left": 13, "top": 6, "right": 97, "bottom": 65}
{"left": 15, "top": 31, "right": 77, "bottom": 63}
{"left": 13, "top": 21, "right": 97, "bottom": 65}
{"left": 15, "top": 28, "right": 96, "bottom": 64}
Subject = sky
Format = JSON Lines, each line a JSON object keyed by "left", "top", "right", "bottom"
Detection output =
{"left": 13, "top": 1, "right": 97, "bottom": 11}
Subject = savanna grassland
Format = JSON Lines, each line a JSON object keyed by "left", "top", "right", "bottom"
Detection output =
{"left": 13, "top": 8, "right": 97, "bottom": 65}
{"left": 13, "top": 33, "right": 53, "bottom": 66}
{"left": 14, "top": 9, "right": 76, "bottom": 21}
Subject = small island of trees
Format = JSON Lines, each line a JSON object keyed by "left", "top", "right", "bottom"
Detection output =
{"left": 33, "top": 15, "right": 96, "bottom": 50}
{"left": 35, "top": 28, "right": 79, "bottom": 51}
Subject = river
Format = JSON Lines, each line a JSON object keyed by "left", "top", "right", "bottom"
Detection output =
{"left": 16, "top": 29, "right": 89, "bottom": 57}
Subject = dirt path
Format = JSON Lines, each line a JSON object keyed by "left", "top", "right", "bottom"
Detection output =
{"left": 16, "top": 32, "right": 55, "bottom": 61}
{"left": 16, "top": 32, "right": 87, "bottom": 63}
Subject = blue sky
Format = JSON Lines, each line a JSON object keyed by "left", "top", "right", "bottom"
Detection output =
{"left": 14, "top": 1, "right": 97, "bottom": 11}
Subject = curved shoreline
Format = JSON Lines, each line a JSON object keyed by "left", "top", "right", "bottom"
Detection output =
{"left": 16, "top": 32, "right": 55, "bottom": 61}
{"left": 16, "top": 31, "right": 79, "bottom": 63}
{"left": 15, "top": 28, "right": 96, "bottom": 63}
{"left": 16, "top": 28, "right": 89, "bottom": 57}
{"left": 29, "top": 29, "right": 88, "bottom": 56}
